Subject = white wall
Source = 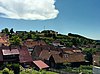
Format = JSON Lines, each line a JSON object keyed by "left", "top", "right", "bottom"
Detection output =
{"left": 93, "top": 66, "right": 100, "bottom": 74}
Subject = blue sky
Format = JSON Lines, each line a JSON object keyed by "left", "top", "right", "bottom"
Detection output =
{"left": 0, "top": 0, "right": 100, "bottom": 40}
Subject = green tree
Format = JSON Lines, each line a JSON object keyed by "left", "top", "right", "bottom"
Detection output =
{"left": 82, "top": 48, "right": 96, "bottom": 64}
{"left": 1, "top": 28, "right": 10, "bottom": 35}
{"left": 10, "top": 28, "right": 14, "bottom": 34}
{"left": 10, "top": 35, "right": 21, "bottom": 45}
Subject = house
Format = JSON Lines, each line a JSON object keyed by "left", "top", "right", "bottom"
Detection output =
{"left": 52, "top": 40, "right": 64, "bottom": 48}
{"left": 93, "top": 51, "right": 100, "bottom": 74}
{"left": 93, "top": 51, "right": 100, "bottom": 66}
{"left": 0, "top": 49, "right": 3, "bottom": 62}
{"left": 33, "top": 60, "right": 49, "bottom": 70}
{"left": 39, "top": 50, "right": 65, "bottom": 68}
{"left": 18, "top": 46, "right": 33, "bottom": 67}
{"left": 96, "top": 45, "right": 100, "bottom": 49}
{"left": 16, "top": 31, "right": 27, "bottom": 34}
{"left": 2, "top": 49, "right": 19, "bottom": 63}
{"left": 31, "top": 45, "right": 56, "bottom": 60}
{"left": 93, "top": 66, "right": 100, "bottom": 74}
{"left": 61, "top": 47, "right": 85, "bottom": 67}
{"left": 0, "top": 45, "right": 33, "bottom": 68}
{"left": 24, "top": 39, "right": 46, "bottom": 50}
{"left": 0, "top": 36, "right": 9, "bottom": 46}
{"left": 32, "top": 45, "right": 85, "bottom": 67}
{"left": 31, "top": 45, "right": 43, "bottom": 60}
{"left": 52, "top": 40, "right": 61, "bottom": 46}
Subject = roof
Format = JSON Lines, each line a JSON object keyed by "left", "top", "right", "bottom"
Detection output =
{"left": 94, "top": 52, "right": 100, "bottom": 55}
{"left": 0, "top": 37, "right": 7, "bottom": 43}
{"left": 93, "top": 51, "right": 100, "bottom": 66}
{"left": 0, "top": 37, "right": 9, "bottom": 46}
{"left": 62, "top": 48, "right": 82, "bottom": 54}
{"left": 61, "top": 48, "right": 74, "bottom": 54}
{"left": 39, "top": 50, "right": 51, "bottom": 60}
{"left": 19, "top": 46, "right": 33, "bottom": 63}
{"left": 53, "top": 40, "right": 60, "bottom": 43}
{"left": 2, "top": 49, "right": 19, "bottom": 55}
{"left": 24, "top": 40, "right": 46, "bottom": 48}
{"left": 51, "top": 54, "right": 65, "bottom": 63}
{"left": 65, "top": 53, "right": 85, "bottom": 63}
{"left": 39, "top": 50, "right": 65, "bottom": 63}
{"left": 73, "top": 49, "right": 82, "bottom": 53}
{"left": 33, "top": 60, "right": 49, "bottom": 69}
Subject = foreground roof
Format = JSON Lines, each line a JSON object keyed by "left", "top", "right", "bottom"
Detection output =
{"left": 33, "top": 60, "right": 49, "bottom": 69}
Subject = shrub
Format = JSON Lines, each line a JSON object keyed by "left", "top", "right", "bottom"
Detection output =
{"left": 11, "top": 63, "right": 20, "bottom": 74}
{"left": 2, "top": 68, "right": 10, "bottom": 74}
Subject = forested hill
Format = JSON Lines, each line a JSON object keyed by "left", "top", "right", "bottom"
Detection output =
{"left": 0, "top": 28, "right": 96, "bottom": 47}
{"left": 68, "top": 33, "right": 94, "bottom": 41}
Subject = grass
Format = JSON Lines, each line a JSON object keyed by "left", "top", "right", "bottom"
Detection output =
{"left": 61, "top": 65, "right": 93, "bottom": 74}
{"left": 20, "top": 68, "right": 57, "bottom": 74}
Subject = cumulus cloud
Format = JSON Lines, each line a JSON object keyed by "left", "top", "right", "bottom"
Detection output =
{"left": 0, "top": 0, "right": 59, "bottom": 20}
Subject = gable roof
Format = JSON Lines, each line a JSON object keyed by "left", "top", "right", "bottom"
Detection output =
{"left": 65, "top": 53, "right": 85, "bottom": 63}
{"left": 2, "top": 49, "right": 19, "bottom": 55}
{"left": 39, "top": 50, "right": 65, "bottom": 63}
{"left": 33, "top": 60, "right": 49, "bottom": 69}
{"left": 39, "top": 50, "right": 51, "bottom": 60}
{"left": 19, "top": 46, "right": 33, "bottom": 63}
{"left": 51, "top": 54, "right": 65, "bottom": 63}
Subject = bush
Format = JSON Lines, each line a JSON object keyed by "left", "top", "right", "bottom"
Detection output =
{"left": 11, "top": 63, "right": 20, "bottom": 74}
{"left": 2, "top": 68, "right": 10, "bottom": 74}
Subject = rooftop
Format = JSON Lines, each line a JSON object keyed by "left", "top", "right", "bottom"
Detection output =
{"left": 33, "top": 60, "right": 49, "bottom": 69}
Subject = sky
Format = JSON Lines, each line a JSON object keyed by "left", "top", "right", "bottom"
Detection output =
{"left": 0, "top": 0, "right": 100, "bottom": 40}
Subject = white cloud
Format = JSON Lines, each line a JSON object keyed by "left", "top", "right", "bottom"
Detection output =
{"left": 0, "top": 0, "right": 59, "bottom": 20}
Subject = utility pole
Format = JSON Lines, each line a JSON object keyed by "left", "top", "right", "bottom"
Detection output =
{"left": 44, "top": 26, "right": 45, "bottom": 30}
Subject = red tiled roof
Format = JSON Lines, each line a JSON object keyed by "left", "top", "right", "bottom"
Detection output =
{"left": 33, "top": 60, "right": 49, "bottom": 69}
{"left": 2, "top": 49, "right": 19, "bottom": 55}
{"left": 24, "top": 40, "right": 46, "bottom": 47}
{"left": 19, "top": 46, "right": 33, "bottom": 63}
{"left": 0, "top": 37, "right": 6, "bottom": 43}
{"left": 0, "top": 37, "right": 9, "bottom": 46}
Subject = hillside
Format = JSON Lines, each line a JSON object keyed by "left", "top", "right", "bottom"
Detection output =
{"left": 0, "top": 28, "right": 96, "bottom": 47}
